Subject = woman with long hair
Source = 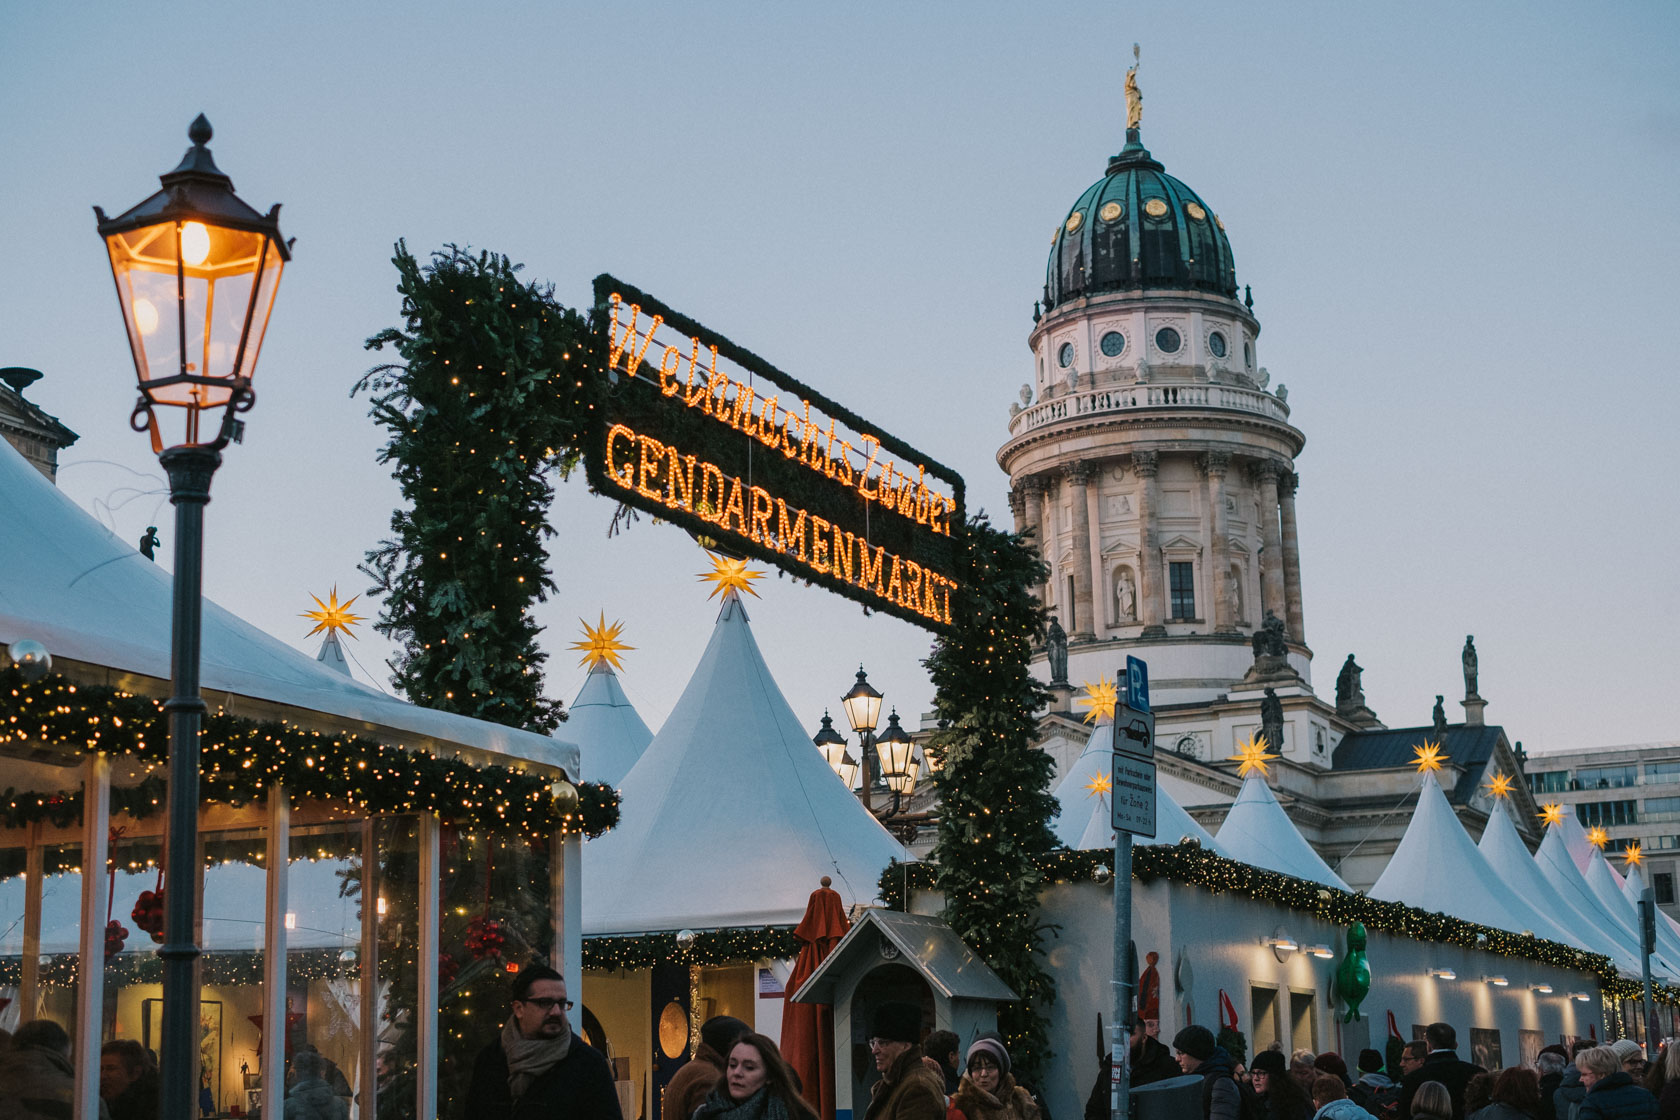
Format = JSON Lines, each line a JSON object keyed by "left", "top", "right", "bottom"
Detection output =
{"left": 1412, "top": 1081, "right": 1454, "bottom": 1120}
{"left": 693, "top": 1033, "right": 820, "bottom": 1120}
{"left": 946, "top": 1037, "right": 1040, "bottom": 1120}
{"left": 1469, "top": 1067, "right": 1542, "bottom": 1120}
{"left": 1657, "top": 1041, "right": 1680, "bottom": 1120}
{"left": 1250, "top": 1049, "right": 1315, "bottom": 1120}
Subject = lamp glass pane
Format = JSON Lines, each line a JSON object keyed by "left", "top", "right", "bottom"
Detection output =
{"left": 878, "top": 736, "right": 914, "bottom": 780}
{"left": 841, "top": 691, "right": 881, "bottom": 734}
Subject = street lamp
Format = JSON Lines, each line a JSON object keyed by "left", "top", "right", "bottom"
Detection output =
{"left": 95, "top": 115, "right": 289, "bottom": 1120}
{"left": 812, "top": 710, "right": 847, "bottom": 771}
{"left": 876, "top": 710, "right": 919, "bottom": 810}
{"left": 840, "top": 666, "right": 884, "bottom": 813}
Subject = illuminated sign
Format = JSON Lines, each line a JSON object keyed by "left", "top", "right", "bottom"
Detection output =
{"left": 585, "top": 275, "right": 965, "bottom": 631}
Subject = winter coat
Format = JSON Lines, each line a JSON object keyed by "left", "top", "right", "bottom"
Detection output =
{"left": 1082, "top": 1038, "right": 1180, "bottom": 1120}
{"left": 1193, "top": 1048, "right": 1244, "bottom": 1120}
{"left": 1539, "top": 1074, "right": 1565, "bottom": 1120}
{"left": 1577, "top": 1073, "right": 1658, "bottom": 1120}
{"left": 1351, "top": 1073, "right": 1398, "bottom": 1118}
{"left": 1657, "top": 1080, "right": 1680, "bottom": 1120}
{"left": 1316, "top": 1100, "right": 1376, "bottom": 1120}
{"left": 948, "top": 1074, "right": 1041, "bottom": 1120}
{"left": 865, "top": 1047, "right": 947, "bottom": 1120}
{"left": 463, "top": 1034, "right": 622, "bottom": 1120}
{"left": 284, "top": 1077, "right": 350, "bottom": 1120}
{"left": 1469, "top": 1103, "right": 1537, "bottom": 1120}
{"left": 0, "top": 1044, "right": 111, "bottom": 1120}
{"left": 1557, "top": 1069, "right": 1589, "bottom": 1120}
{"left": 664, "top": 1043, "right": 726, "bottom": 1120}
{"left": 106, "top": 1071, "right": 160, "bottom": 1120}
{"left": 1400, "top": 1052, "right": 1486, "bottom": 1120}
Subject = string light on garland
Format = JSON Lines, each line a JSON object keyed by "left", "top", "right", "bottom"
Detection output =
{"left": 570, "top": 614, "right": 633, "bottom": 671}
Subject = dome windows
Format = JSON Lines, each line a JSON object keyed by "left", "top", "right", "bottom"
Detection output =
{"left": 1143, "top": 198, "right": 1169, "bottom": 219}
{"left": 1058, "top": 342, "right": 1075, "bottom": 368}
{"left": 1100, "top": 331, "right": 1126, "bottom": 358}
{"left": 1208, "top": 331, "right": 1228, "bottom": 359}
{"left": 1099, "top": 201, "right": 1123, "bottom": 223}
{"left": 1244, "top": 340, "right": 1254, "bottom": 368}
{"left": 1065, "top": 211, "right": 1085, "bottom": 234}
{"left": 1186, "top": 202, "right": 1207, "bottom": 221}
{"left": 1155, "top": 327, "right": 1182, "bottom": 354}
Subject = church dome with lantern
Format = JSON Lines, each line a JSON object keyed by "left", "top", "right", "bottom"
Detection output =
{"left": 1044, "top": 133, "right": 1237, "bottom": 310}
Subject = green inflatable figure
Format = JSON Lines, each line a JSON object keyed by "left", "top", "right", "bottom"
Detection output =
{"left": 1336, "top": 921, "right": 1371, "bottom": 1022}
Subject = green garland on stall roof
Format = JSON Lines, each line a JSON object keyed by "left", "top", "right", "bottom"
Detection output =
{"left": 879, "top": 845, "right": 1678, "bottom": 1003}
{"left": 583, "top": 927, "right": 801, "bottom": 972}
{"left": 0, "top": 668, "right": 619, "bottom": 838}
{"left": 1, "top": 947, "right": 356, "bottom": 989}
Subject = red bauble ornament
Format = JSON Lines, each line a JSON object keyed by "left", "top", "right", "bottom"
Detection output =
{"left": 438, "top": 951, "right": 460, "bottom": 986}
{"left": 104, "top": 919, "right": 129, "bottom": 958}
{"left": 132, "top": 889, "right": 166, "bottom": 941}
{"left": 465, "top": 916, "right": 505, "bottom": 961}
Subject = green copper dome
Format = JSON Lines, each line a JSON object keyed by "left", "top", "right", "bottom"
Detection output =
{"left": 1044, "top": 130, "right": 1237, "bottom": 309}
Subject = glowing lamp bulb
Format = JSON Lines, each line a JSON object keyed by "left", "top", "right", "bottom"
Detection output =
{"left": 180, "top": 221, "right": 211, "bottom": 267}
{"left": 133, "top": 297, "right": 159, "bottom": 336}
{"left": 376, "top": 896, "right": 388, "bottom": 917}
{"left": 283, "top": 911, "right": 297, "bottom": 930}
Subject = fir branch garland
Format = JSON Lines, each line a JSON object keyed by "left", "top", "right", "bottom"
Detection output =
{"left": 583, "top": 927, "right": 801, "bottom": 972}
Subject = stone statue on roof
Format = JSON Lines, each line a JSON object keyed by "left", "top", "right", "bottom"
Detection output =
{"left": 1335, "top": 654, "right": 1364, "bottom": 709}
{"left": 1432, "top": 695, "right": 1448, "bottom": 738}
{"left": 1124, "top": 45, "right": 1143, "bottom": 130}
{"left": 1260, "top": 688, "right": 1285, "bottom": 755}
{"left": 1462, "top": 635, "right": 1479, "bottom": 698}
{"left": 1252, "top": 610, "right": 1288, "bottom": 659}
{"left": 1045, "top": 616, "right": 1068, "bottom": 686}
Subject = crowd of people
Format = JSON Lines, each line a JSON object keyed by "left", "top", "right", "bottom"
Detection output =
{"left": 1137, "top": 1019, "right": 1680, "bottom": 1120}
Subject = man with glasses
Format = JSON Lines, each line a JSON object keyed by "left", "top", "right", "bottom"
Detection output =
{"left": 862, "top": 1002, "right": 945, "bottom": 1120}
{"left": 465, "top": 962, "right": 623, "bottom": 1120}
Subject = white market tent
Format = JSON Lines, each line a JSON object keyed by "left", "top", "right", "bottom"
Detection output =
{"left": 1477, "top": 799, "right": 1651, "bottom": 977}
{"left": 567, "top": 660, "right": 654, "bottom": 787}
{"left": 1215, "top": 774, "right": 1349, "bottom": 890}
{"left": 1369, "top": 773, "right": 1591, "bottom": 950}
{"left": 1050, "top": 718, "right": 1220, "bottom": 853}
{"left": 581, "top": 590, "right": 904, "bottom": 934}
{"left": 1532, "top": 825, "right": 1673, "bottom": 975}
{"left": 1619, "top": 863, "right": 1680, "bottom": 970}
{"left": 0, "top": 439, "right": 579, "bottom": 775}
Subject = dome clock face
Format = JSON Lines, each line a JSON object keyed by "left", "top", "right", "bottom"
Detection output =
{"left": 1058, "top": 342, "right": 1075, "bottom": 368}
{"left": 1155, "top": 327, "right": 1181, "bottom": 354}
{"left": 1100, "top": 331, "right": 1125, "bottom": 358}
{"left": 1208, "top": 332, "right": 1228, "bottom": 359}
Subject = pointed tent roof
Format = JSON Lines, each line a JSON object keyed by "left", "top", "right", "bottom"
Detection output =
{"left": 568, "top": 663, "right": 653, "bottom": 787}
{"left": 1215, "top": 775, "right": 1348, "bottom": 890}
{"left": 1619, "top": 863, "right": 1680, "bottom": 968}
{"left": 1533, "top": 826, "right": 1675, "bottom": 976}
{"left": 1560, "top": 813, "right": 1626, "bottom": 884}
{"left": 315, "top": 630, "right": 351, "bottom": 677}
{"left": 0, "top": 438, "right": 576, "bottom": 774}
{"left": 1478, "top": 799, "right": 1644, "bottom": 975}
{"left": 1051, "top": 719, "right": 1219, "bottom": 853}
{"left": 1369, "top": 774, "right": 1591, "bottom": 949}
{"left": 582, "top": 593, "right": 905, "bottom": 933}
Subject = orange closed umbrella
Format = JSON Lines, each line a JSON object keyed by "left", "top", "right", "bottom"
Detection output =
{"left": 781, "top": 877, "right": 850, "bottom": 1120}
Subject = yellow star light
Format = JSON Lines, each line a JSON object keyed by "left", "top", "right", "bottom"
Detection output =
{"left": 699, "top": 552, "right": 764, "bottom": 599}
{"left": 570, "top": 613, "right": 634, "bottom": 672}
{"left": 1411, "top": 741, "right": 1447, "bottom": 774}
{"left": 1078, "top": 676, "right": 1119, "bottom": 725}
{"left": 1084, "top": 772, "right": 1112, "bottom": 798}
{"left": 1484, "top": 771, "right": 1514, "bottom": 800}
{"left": 1229, "top": 734, "right": 1278, "bottom": 778}
{"left": 1587, "top": 826, "right": 1610, "bottom": 849}
{"left": 1539, "top": 803, "right": 1565, "bottom": 827}
{"left": 1625, "top": 843, "right": 1644, "bottom": 868}
{"left": 301, "top": 587, "right": 364, "bottom": 639}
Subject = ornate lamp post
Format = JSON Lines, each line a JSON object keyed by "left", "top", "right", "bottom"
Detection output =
{"left": 875, "top": 710, "right": 920, "bottom": 813}
{"left": 812, "top": 711, "right": 861, "bottom": 792}
{"left": 95, "top": 115, "right": 289, "bottom": 1120}
{"left": 840, "top": 666, "right": 884, "bottom": 814}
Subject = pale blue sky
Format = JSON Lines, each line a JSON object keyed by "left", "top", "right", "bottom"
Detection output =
{"left": 3, "top": 1, "right": 1677, "bottom": 754}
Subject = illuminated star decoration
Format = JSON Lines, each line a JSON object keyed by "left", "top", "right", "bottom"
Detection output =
{"left": 1539, "top": 803, "right": 1566, "bottom": 827}
{"left": 1229, "top": 735, "right": 1278, "bottom": 779}
{"left": 1625, "top": 843, "right": 1644, "bottom": 868}
{"left": 1411, "top": 741, "right": 1447, "bottom": 774}
{"left": 301, "top": 587, "right": 364, "bottom": 639}
{"left": 1484, "top": 770, "right": 1514, "bottom": 800}
{"left": 1587, "top": 826, "right": 1610, "bottom": 850}
{"left": 570, "top": 613, "right": 634, "bottom": 672}
{"left": 1078, "top": 676, "right": 1118, "bottom": 725}
{"left": 1084, "top": 772, "right": 1112, "bottom": 798}
{"left": 699, "top": 552, "right": 764, "bottom": 599}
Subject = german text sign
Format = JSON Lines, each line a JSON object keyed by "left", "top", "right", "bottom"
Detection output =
{"left": 1111, "top": 755, "right": 1158, "bottom": 838}
{"left": 586, "top": 276, "right": 965, "bottom": 632}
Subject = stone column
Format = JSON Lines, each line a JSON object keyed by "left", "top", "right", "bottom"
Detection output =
{"left": 1202, "top": 451, "right": 1235, "bottom": 633}
{"left": 1022, "top": 478, "right": 1047, "bottom": 603}
{"left": 1279, "top": 470, "right": 1306, "bottom": 644}
{"left": 1084, "top": 465, "right": 1105, "bottom": 628}
{"left": 1008, "top": 482, "right": 1028, "bottom": 536}
{"left": 1066, "top": 462, "right": 1097, "bottom": 638}
{"left": 1133, "top": 451, "right": 1166, "bottom": 636}
{"left": 1255, "top": 461, "right": 1287, "bottom": 630}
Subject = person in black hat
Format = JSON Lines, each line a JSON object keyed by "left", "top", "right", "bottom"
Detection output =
{"left": 1084, "top": 1019, "right": 1181, "bottom": 1120}
{"left": 1250, "top": 1049, "right": 1312, "bottom": 1120}
{"left": 863, "top": 1002, "right": 945, "bottom": 1120}
{"left": 1350, "top": 1047, "right": 1399, "bottom": 1117}
{"left": 1173, "top": 1025, "right": 1243, "bottom": 1120}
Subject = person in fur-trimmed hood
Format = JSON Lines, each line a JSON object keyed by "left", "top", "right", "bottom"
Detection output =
{"left": 946, "top": 1036, "right": 1041, "bottom": 1120}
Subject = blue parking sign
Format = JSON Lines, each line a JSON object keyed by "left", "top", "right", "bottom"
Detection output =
{"left": 1125, "top": 656, "right": 1149, "bottom": 712}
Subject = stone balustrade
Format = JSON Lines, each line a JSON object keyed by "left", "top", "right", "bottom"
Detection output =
{"left": 1007, "top": 380, "right": 1291, "bottom": 437}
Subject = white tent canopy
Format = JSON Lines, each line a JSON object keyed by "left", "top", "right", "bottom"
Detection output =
{"left": 1369, "top": 774, "right": 1591, "bottom": 950}
{"left": 582, "top": 592, "right": 904, "bottom": 933}
{"left": 1619, "top": 863, "right": 1680, "bottom": 970}
{"left": 1051, "top": 720, "right": 1219, "bottom": 853}
{"left": 1532, "top": 826, "right": 1677, "bottom": 976}
{"left": 1215, "top": 775, "right": 1348, "bottom": 890}
{"left": 0, "top": 439, "right": 577, "bottom": 774}
{"left": 1478, "top": 800, "right": 1649, "bottom": 976}
{"left": 568, "top": 663, "right": 653, "bottom": 787}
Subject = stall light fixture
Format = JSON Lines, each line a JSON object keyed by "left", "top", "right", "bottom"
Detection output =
{"left": 376, "top": 896, "right": 388, "bottom": 917}
{"left": 1429, "top": 968, "right": 1457, "bottom": 980}
{"left": 1268, "top": 936, "right": 1299, "bottom": 953}
{"left": 1484, "top": 975, "right": 1509, "bottom": 987}
{"left": 1531, "top": 983, "right": 1553, "bottom": 994}
{"left": 1570, "top": 992, "right": 1592, "bottom": 1002}
{"left": 284, "top": 911, "right": 297, "bottom": 931}
{"left": 1308, "top": 944, "right": 1334, "bottom": 959}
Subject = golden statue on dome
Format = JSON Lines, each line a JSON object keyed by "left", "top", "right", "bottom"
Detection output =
{"left": 1124, "top": 43, "right": 1142, "bottom": 130}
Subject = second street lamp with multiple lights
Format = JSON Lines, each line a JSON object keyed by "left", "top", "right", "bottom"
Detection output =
{"left": 839, "top": 666, "right": 885, "bottom": 814}
{"left": 95, "top": 114, "right": 290, "bottom": 1120}
{"left": 824, "top": 667, "right": 921, "bottom": 820}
